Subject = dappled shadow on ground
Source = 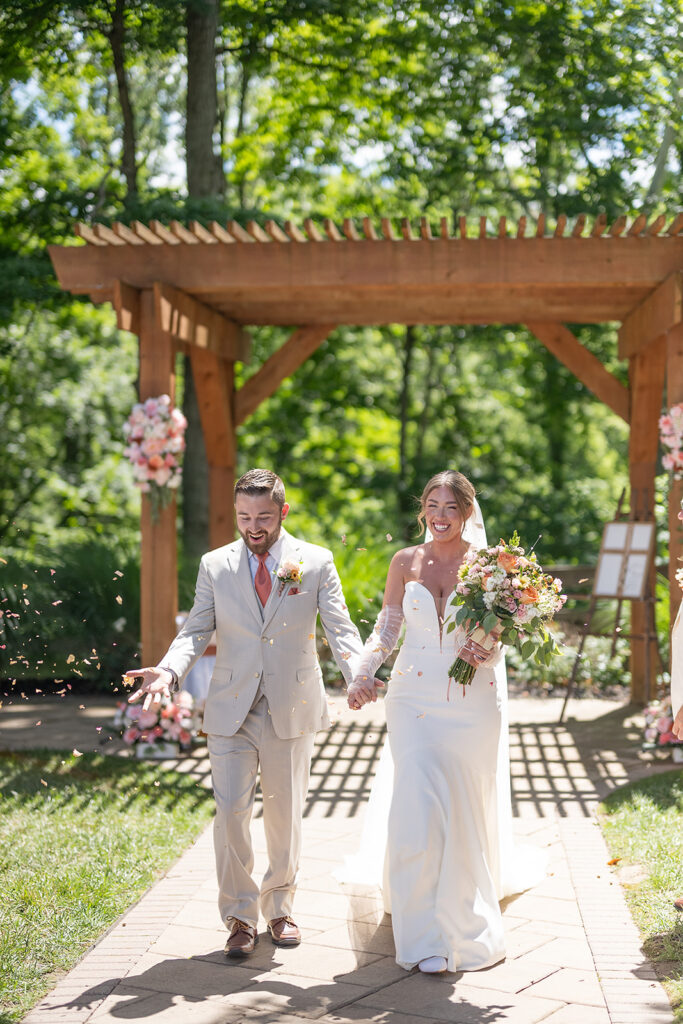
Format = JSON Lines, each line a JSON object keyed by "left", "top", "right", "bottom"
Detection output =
{"left": 39, "top": 948, "right": 517, "bottom": 1023}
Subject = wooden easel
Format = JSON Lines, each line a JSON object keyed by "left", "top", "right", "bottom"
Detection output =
{"left": 558, "top": 490, "right": 660, "bottom": 723}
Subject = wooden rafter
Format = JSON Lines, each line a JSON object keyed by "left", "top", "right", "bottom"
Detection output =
{"left": 618, "top": 272, "right": 683, "bottom": 358}
{"left": 153, "top": 282, "right": 250, "bottom": 362}
{"left": 526, "top": 321, "right": 630, "bottom": 423}
{"left": 234, "top": 326, "right": 335, "bottom": 425}
{"left": 113, "top": 280, "right": 140, "bottom": 334}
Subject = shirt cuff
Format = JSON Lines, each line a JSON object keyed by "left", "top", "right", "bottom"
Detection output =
{"left": 159, "top": 666, "right": 180, "bottom": 693}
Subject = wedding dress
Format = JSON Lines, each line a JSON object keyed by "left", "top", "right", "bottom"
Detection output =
{"left": 337, "top": 501, "right": 546, "bottom": 973}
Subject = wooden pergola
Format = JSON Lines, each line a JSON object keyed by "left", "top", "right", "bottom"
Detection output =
{"left": 49, "top": 211, "right": 683, "bottom": 701}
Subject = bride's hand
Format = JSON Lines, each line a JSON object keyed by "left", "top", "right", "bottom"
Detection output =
{"left": 347, "top": 676, "right": 384, "bottom": 710}
{"left": 461, "top": 625, "right": 503, "bottom": 667}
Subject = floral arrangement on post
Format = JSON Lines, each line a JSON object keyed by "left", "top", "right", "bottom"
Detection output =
{"left": 659, "top": 403, "right": 683, "bottom": 479}
{"left": 446, "top": 532, "right": 567, "bottom": 691}
{"left": 113, "top": 690, "right": 202, "bottom": 758}
{"left": 642, "top": 695, "right": 683, "bottom": 761}
{"left": 123, "top": 394, "right": 187, "bottom": 520}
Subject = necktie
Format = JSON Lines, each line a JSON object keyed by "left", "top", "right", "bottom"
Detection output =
{"left": 255, "top": 553, "right": 272, "bottom": 606}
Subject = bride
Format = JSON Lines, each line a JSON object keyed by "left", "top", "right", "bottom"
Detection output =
{"left": 344, "top": 470, "right": 545, "bottom": 975}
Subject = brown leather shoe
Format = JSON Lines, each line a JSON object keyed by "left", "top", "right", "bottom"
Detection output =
{"left": 267, "top": 916, "right": 301, "bottom": 947}
{"left": 224, "top": 919, "right": 258, "bottom": 958}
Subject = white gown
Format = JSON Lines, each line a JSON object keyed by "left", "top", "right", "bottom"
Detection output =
{"left": 385, "top": 581, "right": 508, "bottom": 971}
{"left": 337, "top": 503, "right": 546, "bottom": 972}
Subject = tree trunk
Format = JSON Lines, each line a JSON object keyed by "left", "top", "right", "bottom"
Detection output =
{"left": 183, "top": 0, "right": 223, "bottom": 558}
{"left": 185, "top": 0, "right": 223, "bottom": 197}
{"left": 108, "top": 0, "right": 137, "bottom": 196}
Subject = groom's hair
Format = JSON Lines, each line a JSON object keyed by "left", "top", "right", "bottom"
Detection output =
{"left": 235, "top": 469, "right": 286, "bottom": 510}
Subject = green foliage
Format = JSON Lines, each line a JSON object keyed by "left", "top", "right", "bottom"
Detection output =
{"left": 0, "top": 540, "right": 141, "bottom": 687}
{"left": 506, "top": 631, "right": 631, "bottom": 694}
{"left": 0, "top": 750, "right": 214, "bottom": 1023}
{"left": 599, "top": 771, "right": 683, "bottom": 1019}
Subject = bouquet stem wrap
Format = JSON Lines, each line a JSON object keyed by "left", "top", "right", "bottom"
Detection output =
{"left": 448, "top": 624, "right": 499, "bottom": 689}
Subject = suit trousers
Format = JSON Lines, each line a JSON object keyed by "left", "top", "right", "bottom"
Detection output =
{"left": 207, "top": 696, "right": 316, "bottom": 928}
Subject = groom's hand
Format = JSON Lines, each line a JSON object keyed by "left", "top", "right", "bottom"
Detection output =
{"left": 347, "top": 676, "right": 385, "bottom": 710}
{"left": 124, "top": 666, "right": 173, "bottom": 711}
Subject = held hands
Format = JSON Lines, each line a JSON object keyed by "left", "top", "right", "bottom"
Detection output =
{"left": 124, "top": 666, "right": 173, "bottom": 711}
{"left": 347, "top": 675, "right": 385, "bottom": 710}
{"left": 674, "top": 706, "right": 683, "bottom": 742}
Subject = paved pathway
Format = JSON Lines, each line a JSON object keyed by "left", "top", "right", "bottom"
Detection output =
{"left": 4, "top": 692, "right": 677, "bottom": 1024}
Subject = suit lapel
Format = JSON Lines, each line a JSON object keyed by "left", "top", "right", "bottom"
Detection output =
{"left": 231, "top": 540, "right": 264, "bottom": 628}
{"left": 262, "top": 531, "right": 301, "bottom": 630}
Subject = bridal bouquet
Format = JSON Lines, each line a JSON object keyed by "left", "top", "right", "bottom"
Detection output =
{"left": 447, "top": 533, "right": 566, "bottom": 689}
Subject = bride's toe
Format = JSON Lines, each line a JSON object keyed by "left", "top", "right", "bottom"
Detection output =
{"left": 418, "top": 956, "right": 448, "bottom": 973}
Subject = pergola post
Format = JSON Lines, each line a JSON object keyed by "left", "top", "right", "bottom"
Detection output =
{"left": 668, "top": 320, "right": 683, "bottom": 625}
{"left": 138, "top": 289, "right": 178, "bottom": 665}
{"left": 628, "top": 337, "right": 666, "bottom": 702}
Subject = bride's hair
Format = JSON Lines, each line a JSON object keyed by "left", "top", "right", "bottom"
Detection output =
{"left": 416, "top": 470, "right": 476, "bottom": 536}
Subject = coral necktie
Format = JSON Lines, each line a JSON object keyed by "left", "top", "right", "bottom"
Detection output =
{"left": 255, "top": 553, "right": 272, "bottom": 606}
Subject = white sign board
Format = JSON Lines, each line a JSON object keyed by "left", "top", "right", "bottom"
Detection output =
{"left": 593, "top": 521, "right": 656, "bottom": 600}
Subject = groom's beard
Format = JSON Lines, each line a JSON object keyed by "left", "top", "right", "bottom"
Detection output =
{"left": 238, "top": 523, "right": 282, "bottom": 555}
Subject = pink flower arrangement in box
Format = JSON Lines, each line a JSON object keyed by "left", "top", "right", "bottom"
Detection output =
{"left": 123, "top": 394, "right": 187, "bottom": 519}
{"left": 659, "top": 403, "right": 683, "bottom": 479}
{"left": 642, "top": 695, "right": 683, "bottom": 758}
{"left": 113, "top": 691, "right": 201, "bottom": 754}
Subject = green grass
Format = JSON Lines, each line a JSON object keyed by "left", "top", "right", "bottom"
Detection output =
{"left": 0, "top": 750, "right": 215, "bottom": 1024}
{"left": 599, "top": 769, "right": 683, "bottom": 1021}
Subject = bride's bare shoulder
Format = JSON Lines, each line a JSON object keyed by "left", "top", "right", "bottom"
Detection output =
{"left": 388, "top": 544, "right": 425, "bottom": 573}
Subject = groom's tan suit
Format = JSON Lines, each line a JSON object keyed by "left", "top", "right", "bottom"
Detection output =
{"left": 159, "top": 527, "right": 362, "bottom": 926}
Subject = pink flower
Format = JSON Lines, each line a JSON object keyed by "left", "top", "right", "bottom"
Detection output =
{"left": 138, "top": 709, "right": 158, "bottom": 729}
{"left": 153, "top": 466, "right": 172, "bottom": 486}
{"left": 179, "top": 729, "right": 192, "bottom": 746}
{"left": 122, "top": 727, "right": 140, "bottom": 744}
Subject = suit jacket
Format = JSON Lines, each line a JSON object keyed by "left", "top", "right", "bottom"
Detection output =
{"left": 160, "top": 529, "right": 363, "bottom": 739}
{"left": 672, "top": 604, "right": 683, "bottom": 716}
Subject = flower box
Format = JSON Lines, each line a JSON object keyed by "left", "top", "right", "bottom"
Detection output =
{"left": 135, "top": 741, "right": 180, "bottom": 760}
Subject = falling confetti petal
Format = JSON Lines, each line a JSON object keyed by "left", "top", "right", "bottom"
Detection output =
{"left": 115, "top": 595, "right": 123, "bottom": 605}
{"left": 72, "top": 749, "right": 83, "bottom": 757}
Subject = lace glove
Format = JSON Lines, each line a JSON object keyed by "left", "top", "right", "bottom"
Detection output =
{"left": 347, "top": 605, "right": 404, "bottom": 708}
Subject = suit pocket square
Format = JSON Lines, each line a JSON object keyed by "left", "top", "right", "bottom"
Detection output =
{"left": 287, "top": 587, "right": 302, "bottom": 596}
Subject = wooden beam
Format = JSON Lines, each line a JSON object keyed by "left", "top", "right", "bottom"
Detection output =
{"left": 153, "top": 282, "right": 250, "bottom": 362}
{"left": 246, "top": 221, "right": 270, "bottom": 243}
{"left": 304, "top": 218, "right": 323, "bottom": 242}
{"left": 618, "top": 271, "right": 683, "bottom": 358}
{"left": 459, "top": 215, "right": 468, "bottom": 239}
{"left": 189, "top": 349, "right": 236, "bottom": 468}
{"left": 553, "top": 214, "right": 567, "bottom": 237}
{"left": 592, "top": 213, "right": 607, "bottom": 237}
{"left": 628, "top": 214, "right": 647, "bottom": 236}
{"left": 112, "top": 280, "right": 140, "bottom": 334}
{"left": 668, "top": 321, "right": 683, "bottom": 629}
{"left": 75, "top": 223, "right": 106, "bottom": 246}
{"left": 265, "top": 220, "right": 289, "bottom": 243}
{"left": 516, "top": 216, "right": 526, "bottom": 238}
{"left": 149, "top": 220, "right": 180, "bottom": 244}
{"left": 362, "top": 217, "right": 378, "bottom": 241}
{"left": 189, "top": 221, "right": 217, "bottom": 244}
{"left": 439, "top": 217, "right": 450, "bottom": 239}
{"left": 628, "top": 335, "right": 666, "bottom": 703}
{"left": 325, "top": 219, "right": 343, "bottom": 241}
{"left": 170, "top": 220, "right": 199, "bottom": 244}
{"left": 571, "top": 214, "right": 586, "bottom": 237}
{"left": 668, "top": 213, "right": 683, "bottom": 236}
{"left": 93, "top": 223, "right": 126, "bottom": 246}
{"left": 209, "top": 221, "right": 235, "bottom": 244}
{"left": 285, "top": 220, "right": 306, "bottom": 242}
{"left": 209, "top": 464, "right": 235, "bottom": 547}
{"left": 226, "top": 220, "right": 253, "bottom": 243}
{"left": 138, "top": 289, "right": 177, "bottom": 665}
{"left": 112, "top": 221, "right": 144, "bottom": 245}
{"left": 498, "top": 216, "right": 507, "bottom": 238}
{"left": 234, "top": 325, "right": 335, "bottom": 425}
{"left": 343, "top": 219, "right": 360, "bottom": 241}
{"left": 526, "top": 321, "right": 630, "bottom": 422}
{"left": 535, "top": 213, "right": 545, "bottom": 237}
{"left": 131, "top": 221, "right": 163, "bottom": 245}
{"left": 609, "top": 215, "right": 627, "bottom": 237}
{"left": 420, "top": 217, "right": 432, "bottom": 240}
{"left": 380, "top": 218, "right": 395, "bottom": 241}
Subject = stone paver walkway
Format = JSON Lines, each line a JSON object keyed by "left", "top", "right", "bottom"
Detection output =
{"left": 4, "top": 692, "right": 677, "bottom": 1024}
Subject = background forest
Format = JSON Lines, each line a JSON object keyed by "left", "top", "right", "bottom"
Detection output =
{"left": 0, "top": 0, "right": 681, "bottom": 684}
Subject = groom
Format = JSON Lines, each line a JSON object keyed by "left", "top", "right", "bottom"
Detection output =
{"left": 127, "top": 469, "right": 364, "bottom": 956}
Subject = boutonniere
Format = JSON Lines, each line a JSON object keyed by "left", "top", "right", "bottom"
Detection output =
{"left": 276, "top": 558, "right": 303, "bottom": 595}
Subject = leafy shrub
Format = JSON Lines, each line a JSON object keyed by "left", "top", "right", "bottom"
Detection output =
{"left": 0, "top": 540, "right": 140, "bottom": 690}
